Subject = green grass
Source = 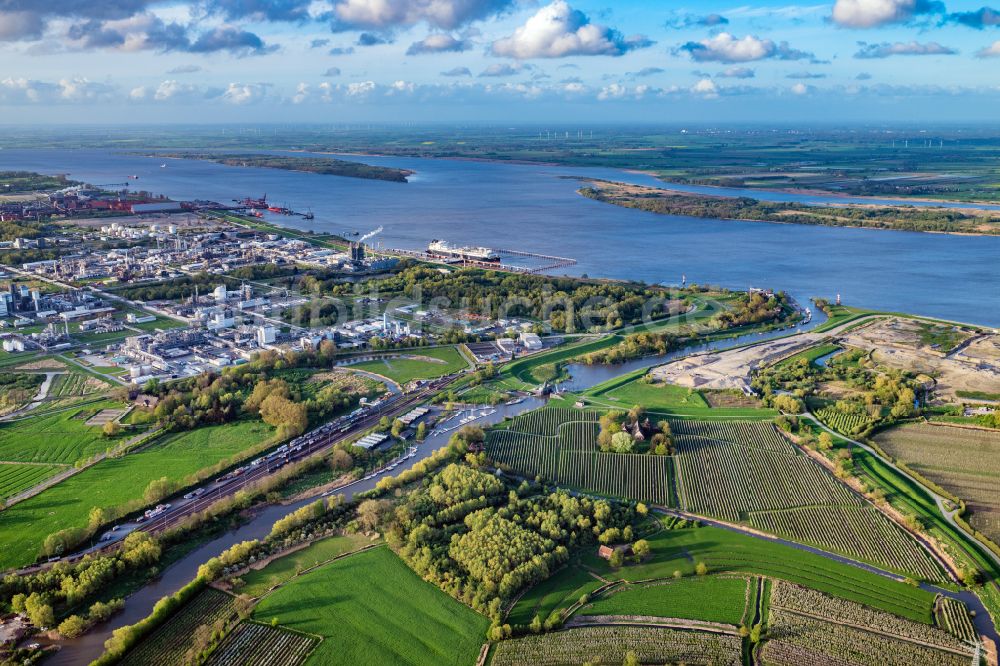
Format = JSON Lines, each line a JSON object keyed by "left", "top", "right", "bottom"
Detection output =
{"left": 956, "top": 390, "right": 1000, "bottom": 402}
{"left": 582, "top": 373, "right": 777, "bottom": 419}
{"left": 0, "top": 420, "right": 274, "bottom": 570}
{"left": 346, "top": 346, "right": 467, "bottom": 384}
{"left": 253, "top": 547, "right": 489, "bottom": 666}
{"left": 0, "top": 462, "right": 62, "bottom": 500}
{"left": 0, "top": 399, "right": 128, "bottom": 464}
{"left": 812, "top": 306, "right": 878, "bottom": 333}
{"left": 581, "top": 524, "right": 936, "bottom": 624}
{"left": 507, "top": 563, "right": 605, "bottom": 626}
{"left": 128, "top": 317, "right": 188, "bottom": 332}
{"left": 240, "top": 534, "right": 372, "bottom": 597}
{"left": 913, "top": 321, "right": 971, "bottom": 351}
{"left": 579, "top": 575, "right": 749, "bottom": 625}
{"left": 777, "top": 343, "right": 842, "bottom": 368}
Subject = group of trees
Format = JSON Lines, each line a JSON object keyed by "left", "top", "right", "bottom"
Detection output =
{"left": 580, "top": 182, "right": 999, "bottom": 235}
{"left": 582, "top": 331, "right": 684, "bottom": 365}
{"left": 597, "top": 407, "right": 674, "bottom": 456}
{"left": 128, "top": 346, "right": 379, "bottom": 434}
{"left": 0, "top": 371, "right": 44, "bottom": 416}
{"left": 305, "top": 264, "right": 678, "bottom": 334}
{"left": 386, "top": 463, "right": 634, "bottom": 620}
{"left": 3, "top": 532, "right": 159, "bottom": 635}
{"left": 714, "top": 291, "right": 791, "bottom": 329}
{"left": 753, "top": 347, "right": 921, "bottom": 435}
{"left": 113, "top": 265, "right": 299, "bottom": 303}
{"left": 173, "top": 154, "right": 412, "bottom": 182}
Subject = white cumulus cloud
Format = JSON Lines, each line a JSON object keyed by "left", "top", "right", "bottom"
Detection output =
{"left": 491, "top": 1, "right": 650, "bottom": 59}
{"left": 406, "top": 33, "right": 470, "bottom": 55}
{"left": 977, "top": 40, "right": 1000, "bottom": 57}
{"left": 692, "top": 78, "right": 719, "bottom": 98}
{"left": 331, "top": 0, "right": 513, "bottom": 30}
{"left": 831, "top": 0, "right": 941, "bottom": 28}
{"left": 222, "top": 82, "right": 267, "bottom": 104}
{"left": 680, "top": 33, "right": 814, "bottom": 63}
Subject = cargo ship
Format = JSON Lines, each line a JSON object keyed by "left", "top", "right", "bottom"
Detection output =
{"left": 427, "top": 240, "right": 500, "bottom": 263}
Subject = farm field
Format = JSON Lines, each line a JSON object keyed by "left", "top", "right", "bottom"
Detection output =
{"left": 578, "top": 575, "right": 750, "bottom": 626}
{"left": 485, "top": 408, "right": 674, "bottom": 504}
{"left": 815, "top": 403, "right": 874, "bottom": 436}
{"left": 206, "top": 622, "right": 318, "bottom": 666}
{"left": 345, "top": 346, "right": 467, "bottom": 384}
{"left": 239, "top": 534, "right": 372, "bottom": 598}
{"left": 0, "top": 420, "right": 274, "bottom": 570}
{"left": 582, "top": 524, "right": 937, "bottom": 624}
{"left": 488, "top": 625, "right": 742, "bottom": 666}
{"left": 0, "top": 462, "right": 62, "bottom": 500}
{"left": 671, "top": 420, "right": 943, "bottom": 581}
{"left": 507, "top": 563, "right": 605, "bottom": 626}
{"left": 762, "top": 580, "right": 973, "bottom": 666}
{"left": 0, "top": 399, "right": 127, "bottom": 464}
{"left": 935, "top": 597, "right": 978, "bottom": 643}
{"left": 874, "top": 422, "right": 1000, "bottom": 544}
{"left": 850, "top": 444, "right": 1000, "bottom": 587}
{"left": 48, "top": 371, "right": 108, "bottom": 397}
{"left": 120, "top": 588, "right": 235, "bottom": 666}
{"left": 253, "top": 547, "right": 489, "bottom": 666}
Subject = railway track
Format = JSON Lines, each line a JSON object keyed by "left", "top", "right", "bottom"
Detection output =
{"left": 38, "top": 375, "right": 456, "bottom": 568}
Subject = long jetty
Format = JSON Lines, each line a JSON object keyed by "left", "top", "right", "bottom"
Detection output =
{"left": 385, "top": 247, "right": 576, "bottom": 274}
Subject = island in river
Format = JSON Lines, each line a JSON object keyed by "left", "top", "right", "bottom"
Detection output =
{"left": 577, "top": 178, "right": 1000, "bottom": 236}
{"left": 156, "top": 153, "right": 414, "bottom": 183}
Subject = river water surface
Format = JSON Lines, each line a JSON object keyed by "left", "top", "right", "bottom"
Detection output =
{"left": 0, "top": 149, "right": 998, "bottom": 325}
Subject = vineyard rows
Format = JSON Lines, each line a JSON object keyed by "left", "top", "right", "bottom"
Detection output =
{"left": 489, "top": 626, "right": 741, "bottom": 666}
{"left": 558, "top": 421, "right": 599, "bottom": 451}
{"left": 668, "top": 420, "right": 790, "bottom": 453}
{"left": 487, "top": 412, "right": 672, "bottom": 505}
{"left": 670, "top": 421, "right": 943, "bottom": 580}
{"left": 770, "top": 581, "right": 965, "bottom": 652}
{"left": 935, "top": 597, "right": 978, "bottom": 644}
{"left": 675, "top": 436, "right": 858, "bottom": 520}
{"left": 748, "top": 506, "right": 943, "bottom": 581}
{"left": 121, "top": 589, "right": 235, "bottom": 666}
{"left": 503, "top": 408, "right": 602, "bottom": 436}
{"left": 556, "top": 450, "right": 672, "bottom": 505}
{"left": 815, "top": 406, "right": 872, "bottom": 436}
{"left": 762, "top": 608, "right": 970, "bottom": 666}
{"left": 486, "top": 431, "right": 559, "bottom": 479}
{"left": 51, "top": 373, "right": 101, "bottom": 397}
{"left": 207, "top": 622, "right": 319, "bottom": 666}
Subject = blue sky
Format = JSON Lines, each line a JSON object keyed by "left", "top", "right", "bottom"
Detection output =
{"left": 1, "top": 0, "right": 998, "bottom": 123}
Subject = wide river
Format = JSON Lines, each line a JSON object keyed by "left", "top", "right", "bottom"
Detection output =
{"left": 1, "top": 148, "right": 998, "bottom": 325}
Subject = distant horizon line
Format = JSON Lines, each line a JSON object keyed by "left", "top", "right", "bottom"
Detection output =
{"left": 2, "top": 121, "right": 1000, "bottom": 130}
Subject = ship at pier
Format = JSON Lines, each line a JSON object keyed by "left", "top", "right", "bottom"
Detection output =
{"left": 427, "top": 240, "right": 500, "bottom": 263}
